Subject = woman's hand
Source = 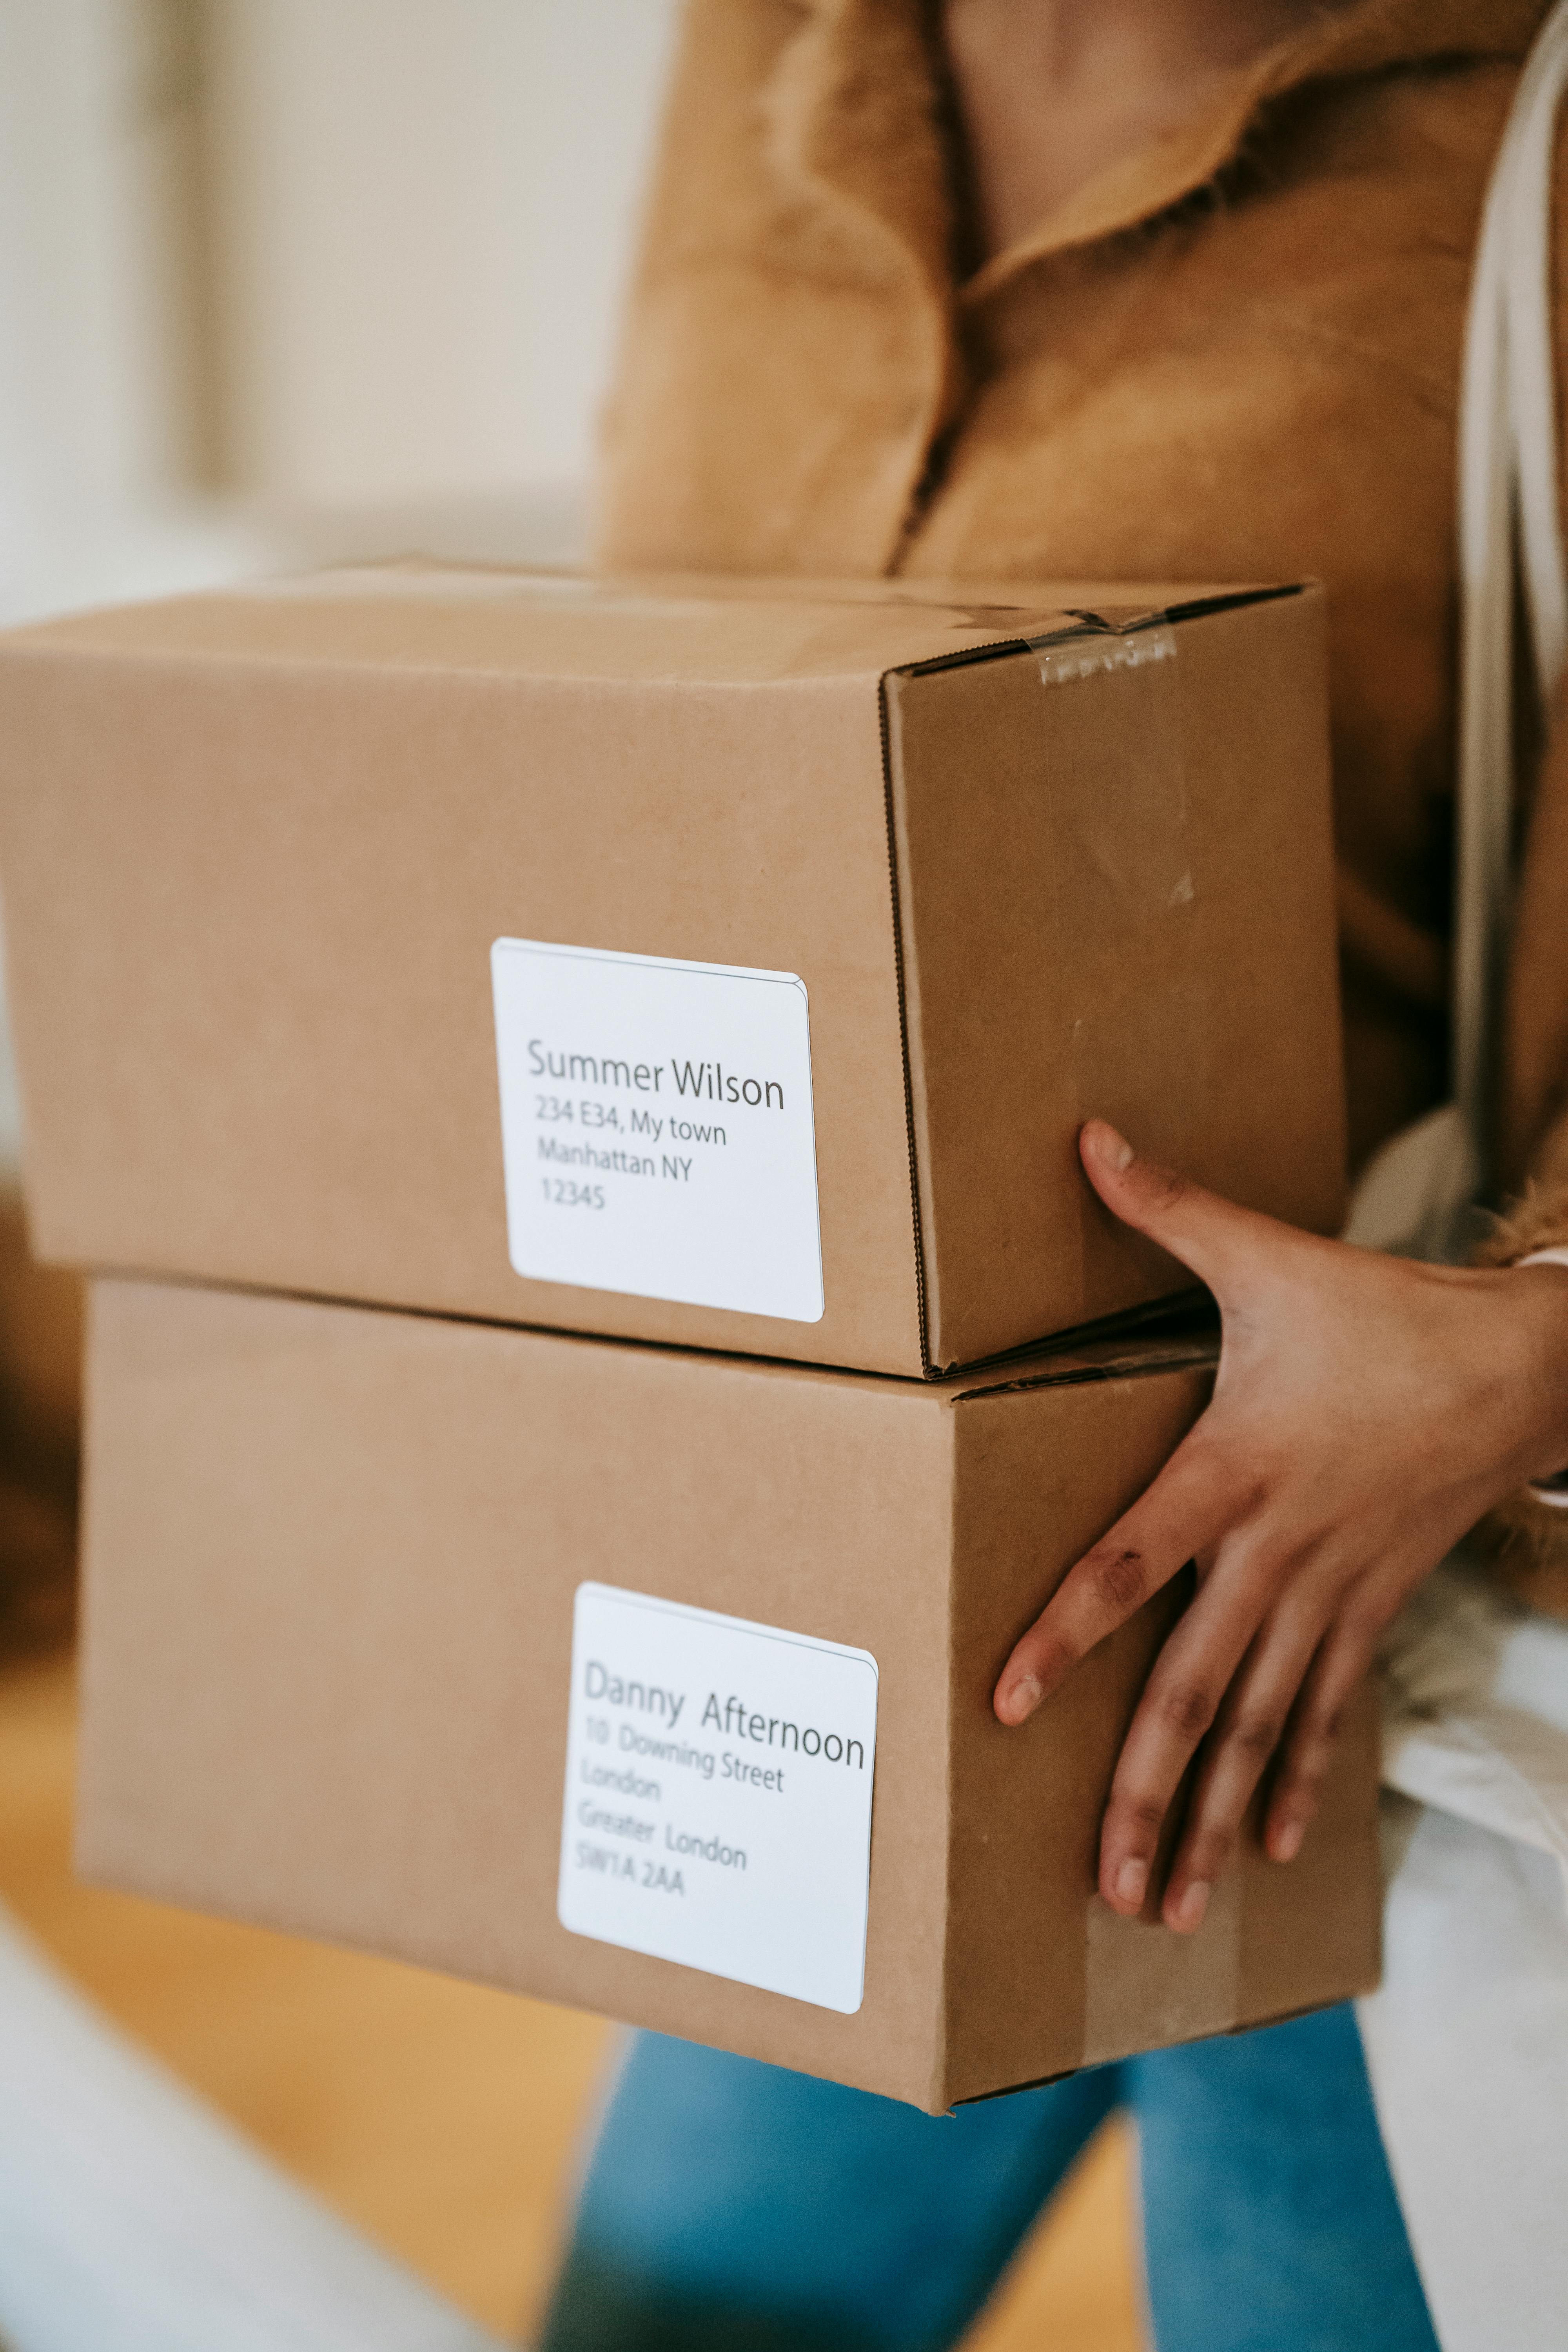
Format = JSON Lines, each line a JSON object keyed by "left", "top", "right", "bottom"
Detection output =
{"left": 993, "top": 1118, "right": 1568, "bottom": 1934}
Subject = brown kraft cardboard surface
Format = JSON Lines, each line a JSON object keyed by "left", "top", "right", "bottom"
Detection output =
{"left": 77, "top": 1277, "right": 1381, "bottom": 2112}
{"left": 0, "top": 568, "right": 1345, "bottom": 1377}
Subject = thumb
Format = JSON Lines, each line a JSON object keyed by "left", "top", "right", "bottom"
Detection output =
{"left": 1078, "top": 1120, "right": 1277, "bottom": 1299}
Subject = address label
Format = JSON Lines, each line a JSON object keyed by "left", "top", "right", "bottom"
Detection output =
{"left": 557, "top": 1584, "right": 878, "bottom": 2014}
{"left": 492, "top": 939, "right": 824, "bottom": 1322}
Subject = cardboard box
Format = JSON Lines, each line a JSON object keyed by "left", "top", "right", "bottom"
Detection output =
{"left": 0, "top": 568, "right": 1345, "bottom": 1377}
{"left": 78, "top": 1277, "right": 1381, "bottom": 2112}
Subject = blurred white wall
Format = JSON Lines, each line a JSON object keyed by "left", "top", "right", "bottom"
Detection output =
{"left": 0, "top": 0, "right": 261, "bottom": 622}
{"left": 208, "top": 0, "right": 679, "bottom": 512}
{"left": 0, "top": 0, "right": 681, "bottom": 622}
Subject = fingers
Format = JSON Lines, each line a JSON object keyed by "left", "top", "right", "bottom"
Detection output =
{"left": 1263, "top": 1609, "right": 1383, "bottom": 1862}
{"left": 993, "top": 1428, "right": 1252, "bottom": 1727}
{"left": 1093, "top": 1543, "right": 1323, "bottom": 1926}
{"left": 1100, "top": 1573, "right": 1388, "bottom": 1935}
{"left": 1078, "top": 1118, "right": 1292, "bottom": 1301}
{"left": 1155, "top": 1595, "right": 1334, "bottom": 1926}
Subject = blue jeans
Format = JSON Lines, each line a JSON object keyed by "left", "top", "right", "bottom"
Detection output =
{"left": 540, "top": 2005, "right": 1438, "bottom": 2352}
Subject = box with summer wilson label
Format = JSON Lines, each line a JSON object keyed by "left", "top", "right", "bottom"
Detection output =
{"left": 76, "top": 1277, "right": 1381, "bottom": 2111}
{"left": 0, "top": 566, "right": 1345, "bottom": 1378}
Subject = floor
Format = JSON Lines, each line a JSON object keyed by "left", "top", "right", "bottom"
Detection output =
{"left": 0, "top": 1645, "right": 1143, "bottom": 2348}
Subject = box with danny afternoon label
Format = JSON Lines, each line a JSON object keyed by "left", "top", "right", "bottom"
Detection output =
{"left": 76, "top": 1276, "right": 1381, "bottom": 2111}
{"left": 0, "top": 566, "right": 1345, "bottom": 1376}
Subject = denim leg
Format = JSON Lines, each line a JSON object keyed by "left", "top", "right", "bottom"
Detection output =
{"left": 540, "top": 2034, "right": 1123, "bottom": 2352}
{"left": 1131, "top": 2003, "right": 1440, "bottom": 2352}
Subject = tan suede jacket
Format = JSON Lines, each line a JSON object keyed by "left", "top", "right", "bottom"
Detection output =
{"left": 596, "top": 0, "right": 1568, "bottom": 1579}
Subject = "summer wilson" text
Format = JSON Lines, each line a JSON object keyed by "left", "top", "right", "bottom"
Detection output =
{"left": 528, "top": 1041, "right": 785, "bottom": 1109}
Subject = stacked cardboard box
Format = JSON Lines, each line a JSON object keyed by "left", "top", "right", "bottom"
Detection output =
{"left": 0, "top": 568, "right": 1377, "bottom": 2109}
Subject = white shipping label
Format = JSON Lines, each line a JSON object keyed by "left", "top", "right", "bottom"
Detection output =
{"left": 492, "top": 940, "right": 824, "bottom": 1322}
{"left": 558, "top": 1584, "right": 878, "bottom": 2013}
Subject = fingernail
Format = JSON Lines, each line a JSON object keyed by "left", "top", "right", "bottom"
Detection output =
{"left": 1097, "top": 1123, "right": 1134, "bottom": 1172}
{"left": 1271, "top": 1818, "right": 1305, "bottom": 1862}
{"left": 1174, "top": 1879, "right": 1212, "bottom": 1933}
{"left": 999, "top": 1673, "right": 1043, "bottom": 1726}
{"left": 1113, "top": 1857, "right": 1148, "bottom": 1911}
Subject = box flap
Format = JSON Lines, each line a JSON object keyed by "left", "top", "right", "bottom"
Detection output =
{"left": 0, "top": 563, "right": 1299, "bottom": 691}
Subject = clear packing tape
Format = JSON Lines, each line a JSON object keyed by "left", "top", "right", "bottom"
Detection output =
{"left": 1025, "top": 613, "right": 1179, "bottom": 684}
